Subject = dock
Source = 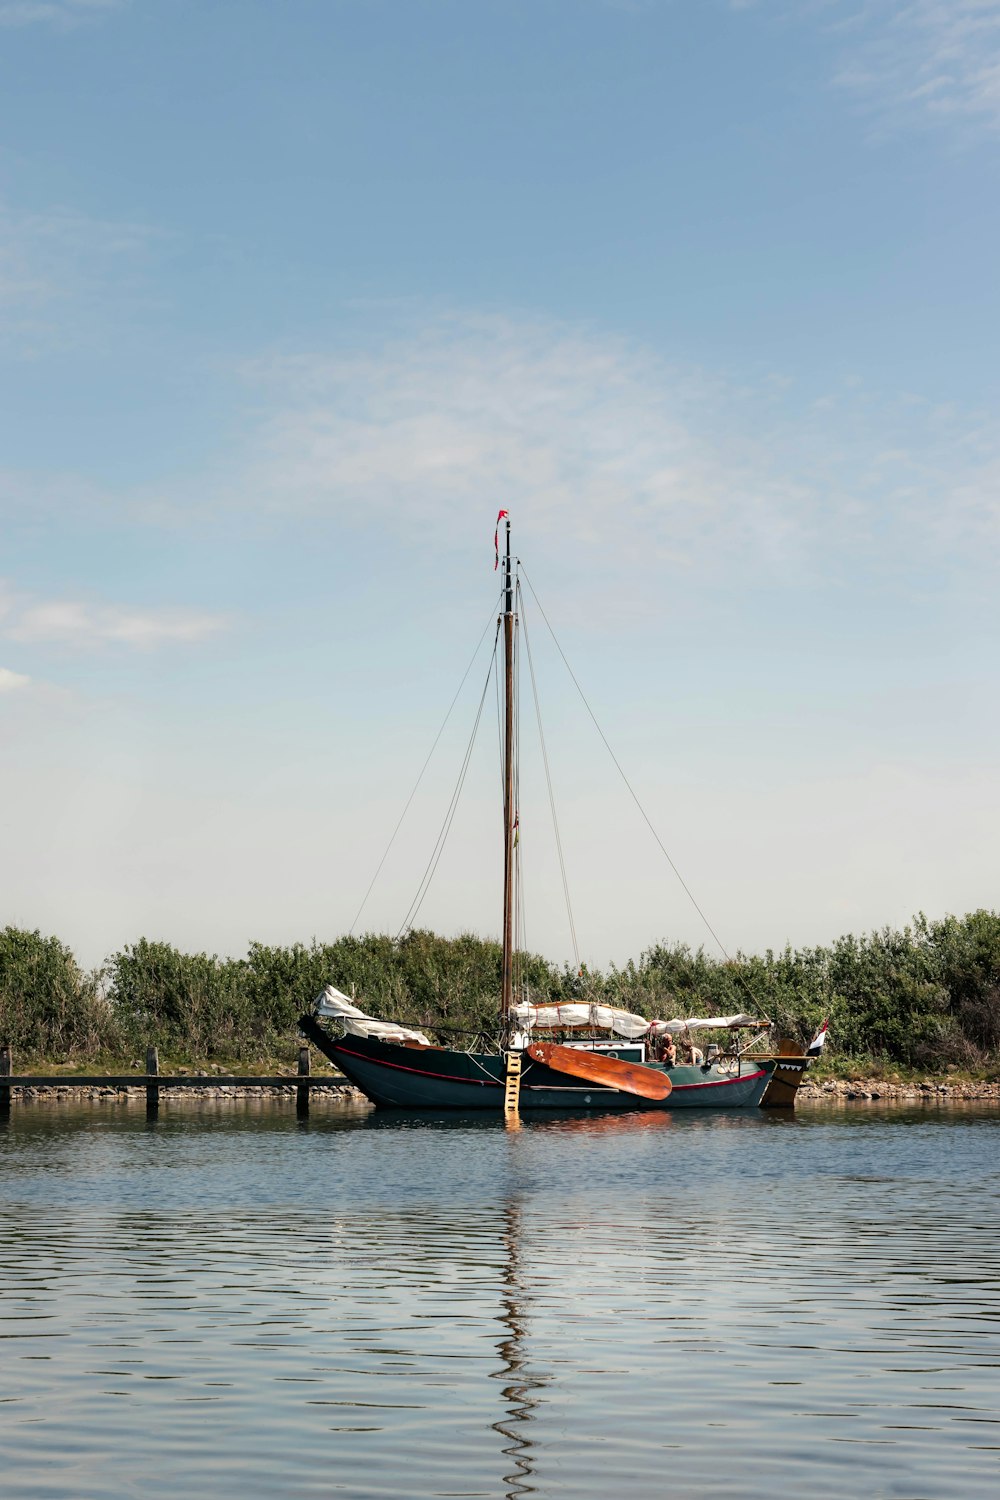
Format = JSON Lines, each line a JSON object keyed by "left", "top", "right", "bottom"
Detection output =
{"left": 0, "top": 1044, "right": 351, "bottom": 1118}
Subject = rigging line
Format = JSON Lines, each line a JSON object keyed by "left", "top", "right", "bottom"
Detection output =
{"left": 516, "top": 828, "right": 528, "bottom": 1002}
{"left": 494, "top": 632, "right": 505, "bottom": 798}
{"left": 498, "top": 632, "right": 526, "bottom": 998}
{"left": 494, "top": 635, "right": 515, "bottom": 981}
{"left": 396, "top": 626, "right": 500, "bottom": 939}
{"left": 397, "top": 665, "right": 492, "bottom": 940}
{"left": 518, "top": 843, "right": 527, "bottom": 1000}
{"left": 518, "top": 565, "right": 763, "bottom": 1013}
{"left": 398, "top": 632, "right": 498, "bottom": 939}
{"left": 518, "top": 581, "right": 580, "bottom": 973}
{"left": 349, "top": 593, "right": 503, "bottom": 936}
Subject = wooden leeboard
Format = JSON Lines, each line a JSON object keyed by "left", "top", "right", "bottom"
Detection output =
{"left": 526, "top": 1043, "right": 672, "bottom": 1101}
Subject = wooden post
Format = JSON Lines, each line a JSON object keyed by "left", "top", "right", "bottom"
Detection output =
{"left": 146, "top": 1045, "right": 159, "bottom": 1116}
{"left": 0, "top": 1045, "right": 10, "bottom": 1118}
{"left": 297, "top": 1044, "right": 310, "bottom": 1118}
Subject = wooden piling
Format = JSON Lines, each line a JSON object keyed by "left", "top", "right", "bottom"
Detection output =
{"left": 297, "top": 1044, "right": 310, "bottom": 1118}
{"left": 146, "top": 1045, "right": 159, "bottom": 1115}
{"left": 0, "top": 1046, "right": 10, "bottom": 1118}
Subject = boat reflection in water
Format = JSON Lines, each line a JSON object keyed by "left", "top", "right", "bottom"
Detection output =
{"left": 493, "top": 1199, "right": 547, "bottom": 1500}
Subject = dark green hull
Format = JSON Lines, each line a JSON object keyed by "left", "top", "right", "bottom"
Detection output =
{"left": 301, "top": 1017, "right": 776, "bottom": 1111}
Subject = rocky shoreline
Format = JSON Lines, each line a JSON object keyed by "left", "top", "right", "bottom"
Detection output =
{"left": 5, "top": 1082, "right": 366, "bottom": 1102}
{"left": 4, "top": 1077, "right": 999, "bottom": 1105}
{"left": 799, "top": 1077, "right": 1000, "bottom": 1102}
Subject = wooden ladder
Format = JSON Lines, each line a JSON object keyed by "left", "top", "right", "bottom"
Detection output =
{"left": 503, "top": 1050, "right": 522, "bottom": 1116}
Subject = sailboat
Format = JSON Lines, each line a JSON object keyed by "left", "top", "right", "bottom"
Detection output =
{"left": 302, "top": 514, "right": 807, "bottom": 1112}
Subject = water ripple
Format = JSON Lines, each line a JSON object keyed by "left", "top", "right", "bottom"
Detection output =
{"left": 1, "top": 1100, "right": 999, "bottom": 1497}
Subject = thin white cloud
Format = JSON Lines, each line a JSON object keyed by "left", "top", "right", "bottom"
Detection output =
{"left": 0, "top": 586, "right": 229, "bottom": 648}
{"left": 0, "top": 200, "right": 156, "bottom": 354}
{"left": 0, "top": 0, "right": 128, "bottom": 28}
{"left": 234, "top": 313, "right": 1000, "bottom": 592}
{"left": 832, "top": 1, "right": 1000, "bottom": 131}
{"left": 239, "top": 315, "right": 819, "bottom": 582}
{"left": 3, "top": 310, "right": 995, "bottom": 623}
{"left": 743, "top": 1, "right": 1000, "bottom": 134}
{"left": 0, "top": 666, "right": 30, "bottom": 692}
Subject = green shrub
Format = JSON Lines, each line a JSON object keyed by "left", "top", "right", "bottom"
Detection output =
{"left": 0, "top": 927, "right": 112, "bottom": 1059}
{"left": 4, "top": 911, "right": 999, "bottom": 1070}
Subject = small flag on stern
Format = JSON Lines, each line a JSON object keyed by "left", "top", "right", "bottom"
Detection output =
{"left": 494, "top": 509, "right": 509, "bottom": 570}
{"left": 807, "top": 1019, "right": 830, "bottom": 1056}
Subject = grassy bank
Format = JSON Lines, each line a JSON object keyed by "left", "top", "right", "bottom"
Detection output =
{"left": 2, "top": 911, "right": 999, "bottom": 1077}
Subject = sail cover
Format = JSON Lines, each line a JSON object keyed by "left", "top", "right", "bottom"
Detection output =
{"left": 315, "top": 985, "right": 760, "bottom": 1045}
{"left": 513, "top": 1002, "right": 761, "bottom": 1038}
{"left": 650, "top": 1014, "right": 761, "bottom": 1035}
{"left": 513, "top": 1002, "right": 650, "bottom": 1038}
{"left": 313, "top": 985, "right": 432, "bottom": 1045}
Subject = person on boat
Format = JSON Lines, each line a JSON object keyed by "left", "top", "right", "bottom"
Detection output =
{"left": 661, "top": 1034, "right": 676, "bottom": 1067}
{"left": 677, "top": 1032, "right": 704, "bottom": 1067}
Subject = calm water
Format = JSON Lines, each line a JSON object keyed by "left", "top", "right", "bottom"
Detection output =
{"left": 2, "top": 1100, "right": 999, "bottom": 1499}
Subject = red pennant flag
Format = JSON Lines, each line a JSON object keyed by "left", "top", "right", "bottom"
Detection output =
{"left": 494, "top": 509, "right": 509, "bottom": 570}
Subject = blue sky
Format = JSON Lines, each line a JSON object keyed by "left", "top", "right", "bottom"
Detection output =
{"left": 1, "top": 0, "right": 998, "bottom": 972}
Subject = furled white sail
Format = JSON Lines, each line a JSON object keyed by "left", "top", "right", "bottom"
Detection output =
{"left": 315, "top": 984, "right": 761, "bottom": 1046}
{"left": 313, "top": 985, "right": 432, "bottom": 1046}
{"left": 512, "top": 1002, "right": 763, "bottom": 1038}
{"left": 314, "top": 985, "right": 368, "bottom": 1020}
{"left": 649, "top": 1014, "right": 761, "bottom": 1035}
{"left": 512, "top": 1002, "right": 651, "bottom": 1039}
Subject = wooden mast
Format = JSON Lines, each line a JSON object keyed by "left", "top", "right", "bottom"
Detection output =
{"left": 501, "top": 513, "right": 516, "bottom": 1038}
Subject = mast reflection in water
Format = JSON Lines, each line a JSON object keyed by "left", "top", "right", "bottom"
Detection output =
{"left": 493, "top": 1198, "right": 547, "bottom": 1499}
{"left": 2, "top": 1099, "right": 1000, "bottom": 1499}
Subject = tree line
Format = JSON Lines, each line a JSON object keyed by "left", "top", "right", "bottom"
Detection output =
{"left": 1, "top": 911, "right": 998, "bottom": 1072}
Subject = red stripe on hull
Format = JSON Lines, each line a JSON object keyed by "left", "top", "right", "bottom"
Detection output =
{"left": 671, "top": 1069, "right": 767, "bottom": 1091}
{"left": 332, "top": 1042, "right": 766, "bottom": 1099}
{"left": 333, "top": 1043, "right": 498, "bottom": 1087}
